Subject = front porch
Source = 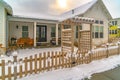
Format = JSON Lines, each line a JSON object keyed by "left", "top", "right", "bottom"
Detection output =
{"left": 8, "top": 18, "right": 61, "bottom": 49}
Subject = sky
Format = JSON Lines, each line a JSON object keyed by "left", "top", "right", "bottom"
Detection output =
{"left": 3, "top": 0, "right": 120, "bottom": 19}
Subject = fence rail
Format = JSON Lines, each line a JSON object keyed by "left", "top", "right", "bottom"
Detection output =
{"left": 0, "top": 46, "right": 120, "bottom": 80}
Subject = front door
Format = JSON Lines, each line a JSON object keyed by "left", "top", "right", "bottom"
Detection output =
{"left": 37, "top": 25, "right": 47, "bottom": 42}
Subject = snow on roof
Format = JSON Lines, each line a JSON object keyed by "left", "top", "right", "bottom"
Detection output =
{"left": 59, "top": 0, "right": 98, "bottom": 21}
{"left": 0, "top": 0, "right": 13, "bottom": 15}
{"left": 10, "top": 15, "right": 59, "bottom": 22}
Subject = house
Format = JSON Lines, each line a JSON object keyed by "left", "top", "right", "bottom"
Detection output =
{"left": 0, "top": 0, "right": 112, "bottom": 54}
{"left": 60, "top": 0, "right": 112, "bottom": 46}
{"left": 0, "top": 0, "right": 13, "bottom": 54}
{"left": 109, "top": 18, "right": 120, "bottom": 39}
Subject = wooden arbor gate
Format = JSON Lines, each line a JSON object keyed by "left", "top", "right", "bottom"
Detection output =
{"left": 61, "top": 17, "right": 95, "bottom": 56}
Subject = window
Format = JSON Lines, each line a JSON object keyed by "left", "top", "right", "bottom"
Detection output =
{"left": 95, "top": 20, "right": 99, "bottom": 24}
{"left": 93, "top": 26, "right": 104, "bottom": 38}
{"left": 100, "top": 21, "right": 104, "bottom": 24}
{"left": 112, "top": 21, "right": 114, "bottom": 25}
{"left": 100, "top": 26, "right": 103, "bottom": 38}
{"left": 80, "top": 25, "right": 82, "bottom": 30}
{"left": 64, "top": 25, "right": 71, "bottom": 29}
{"left": 112, "top": 30, "right": 114, "bottom": 34}
{"left": 76, "top": 25, "right": 82, "bottom": 38}
{"left": 51, "top": 27, "right": 56, "bottom": 37}
{"left": 112, "top": 21, "right": 117, "bottom": 25}
{"left": 115, "top": 21, "right": 117, "bottom": 25}
{"left": 95, "top": 26, "right": 99, "bottom": 38}
{"left": 22, "top": 26, "right": 28, "bottom": 38}
{"left": 115, "top": 30, "right": 117, "bottom": 34}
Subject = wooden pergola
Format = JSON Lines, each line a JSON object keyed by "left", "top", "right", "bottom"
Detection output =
{"left": 60, "top": 16, "right": 95, "bottom": 56}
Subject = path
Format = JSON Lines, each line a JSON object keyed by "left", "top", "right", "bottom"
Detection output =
{"left": 87, "top": 66, "right": 120, "bottom": 80}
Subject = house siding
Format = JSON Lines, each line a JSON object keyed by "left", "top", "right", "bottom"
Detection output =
{"left": 9, "top": 21, "right": 57, "bottom": 43}
{"left": 81, "top": 1, "right": 109, "bottom": 46}
{"left": 9, "top": 21, "right": 34, "bottom": 39}
{"left": 0, "top": 4, "right": 7, "bottom": 47}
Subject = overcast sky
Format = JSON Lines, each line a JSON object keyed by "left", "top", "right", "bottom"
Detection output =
{"left": 4, "top": 0, "right": 120, "bottom": 19}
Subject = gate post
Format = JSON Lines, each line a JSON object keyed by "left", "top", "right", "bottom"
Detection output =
{"left": 106, "top": 43, "right": 109, "bottom": 58}
{"left": 13, "top": 55, "right": 17, "bottom": 80}
{"left": 118, "top": 42, "right": 120, "bottom": 55}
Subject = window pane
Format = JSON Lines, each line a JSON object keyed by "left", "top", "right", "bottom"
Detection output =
{"left": 64, "top": 25, "right": 71, "bottom": 29}
{"left": 100, "top": 21, "right": 104, "bottom": 24}
{"left": 100, "top": 32, "right": 103, "bottom": 38}
{"left": 95, "top": 20, "right": 99, "bottom": 24}
{"left": 51, "top": 27, "right": 55, "bottom": 37}
{"left": 22, "top": 26, "right": 28, "bottom": 38}
{"left": 22, "top": 26, "right": 28, "bottom": 31}
{"left": 100, "top": 26, "right": 103, "bottom": 32}
{"left": 80, "top": 25, "right": 82, "bottom": 30}
{"left": 95, "top": 26, "right": 99, "bottom": 32}
{"left": 22, "top": 32, "right": 28, "bottom": 38}
{"left": 115, "top": 30, "right": 117, "bottom": 34}
{"left": 112, "top": 21, "right": 114, "bottom": 25}
{"left": 112, "top": 30, "right": 114, "bottom": 34}
{"left": 41, "top": 27, "right": 46, "bottom": 38}
{"left": 115, "top": 21, "right": 117, "bottom": 25}
{"left": 95, "top": 32, "right": 99, "bottom": 38}
{"left": 51, "top": 27, "right": 55, "bottom": 32}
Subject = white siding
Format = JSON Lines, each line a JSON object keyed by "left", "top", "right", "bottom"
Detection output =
{"left": 9, "top": 21, "right": 34, "bottom": 39}
{"left": 9, "top": 22, "right": 56, "bottom": 43}
{"left": 82, "top": 2, "right": 109, "bottom": 46}
{"left": 0, "top": 4, "right": 7, "bottom": 47}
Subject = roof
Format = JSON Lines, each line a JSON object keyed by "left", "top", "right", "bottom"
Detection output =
{"left": 8, "top": 15, "right": 58, "bottom": 24}
{"left": 0, "top": 0, "right": 13, "bottom": 15}
{"left": 59, "top": 0, "right": 112, "bottom": 21}
{"left": 5, "top": 0, "right": 112, "bottom": 22}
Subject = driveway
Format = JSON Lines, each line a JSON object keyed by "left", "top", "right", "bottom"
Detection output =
{"left": 87, "top": 66, "right": 120, "bottom": 80}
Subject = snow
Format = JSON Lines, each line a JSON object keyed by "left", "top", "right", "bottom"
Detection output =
{"left": 59, "top": 0, "right": 97, "bottom": 21}
{"left": 17, "top": 55, "right": 120, "bottom": 80}
{"left": 0, "top": 46, "right": 120, "bottom": 80}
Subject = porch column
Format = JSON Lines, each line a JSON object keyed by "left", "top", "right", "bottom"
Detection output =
{"left": 34, "top": 22, "right": 37, "bottom": 47}
{"left": 56, "top": 23, "right": 59, "bottom": 45}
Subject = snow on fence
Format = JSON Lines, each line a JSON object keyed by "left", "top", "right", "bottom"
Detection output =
{"left": 0, "top": 46, "right": 120, "bottom": 80}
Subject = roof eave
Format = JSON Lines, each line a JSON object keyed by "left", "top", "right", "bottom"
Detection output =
{"left": 2, "top": 1, "right": 13, "bottom": 15}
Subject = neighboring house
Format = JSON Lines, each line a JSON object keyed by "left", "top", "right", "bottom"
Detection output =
{"left": 0, "top": 0, "right": 112, "bottom": 54}
{"left": 109, "top": 18, "right": 120, "bottom": 39}
{"left": 0, "top": 0, "right": 12, "bottom": 53}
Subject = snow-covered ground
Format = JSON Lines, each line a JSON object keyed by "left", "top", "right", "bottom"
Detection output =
{"left": 0, "top": 47, "right": 78, "bottom": 61}
{"left": 17, "top": 55, "right": 120, "bottom": 80}
{"left": 0, "top": 45, "right": 120, "bottom": 80}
